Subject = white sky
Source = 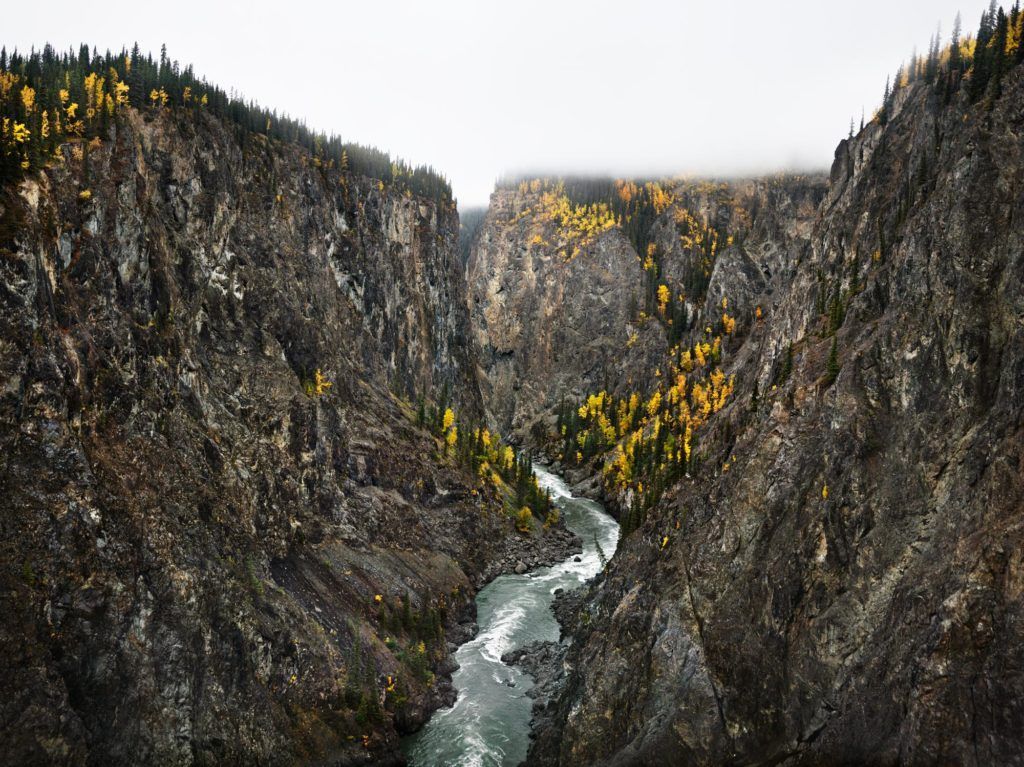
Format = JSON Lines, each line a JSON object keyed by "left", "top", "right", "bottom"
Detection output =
{"left": 6, "top": 0, "right": 992, "bottom": 206}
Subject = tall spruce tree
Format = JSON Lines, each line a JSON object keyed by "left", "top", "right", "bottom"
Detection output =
{"left": 971, "top": 3, "right": 997, "bottom": 100}
{"left": 989, "top": 7, "right": 1011, "bottom": 97}
{"left": 826, "top": 337, "right": 840, "bottom": 386}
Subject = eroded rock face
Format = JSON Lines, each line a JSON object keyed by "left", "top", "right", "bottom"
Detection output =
{"left": 0, "top": 108, "right": 521, "bottom": 766}
{"left": 467, "top": 188, "right": 662, "bottom": 444}
{"left": 469, "top": 176, "right": 824, "bottom": 506}
{"left": 528, "top": 72, "right": 1024, "bottom": 766}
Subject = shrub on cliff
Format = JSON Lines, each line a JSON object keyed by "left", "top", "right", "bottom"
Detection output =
{"left": 515, "top": 507, "right": 534, "bottom": 533}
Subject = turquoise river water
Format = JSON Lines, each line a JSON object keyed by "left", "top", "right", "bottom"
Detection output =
{"left": 402, "top": 465, "right": 620, "bottom": 766}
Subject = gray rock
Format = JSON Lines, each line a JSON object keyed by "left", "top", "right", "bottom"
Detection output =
{"left": 467, "top": 188, "right": 666, "bottom": 444}
{"left": 0, "top": 107, "right": 510, "bottom": 767}
{"left": 519, "top": 71, "right": 1024, "bottom": 767}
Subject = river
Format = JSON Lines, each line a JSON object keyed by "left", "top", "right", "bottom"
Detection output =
{"left": 402, "top": 465, "right": 620, "bottom": 766}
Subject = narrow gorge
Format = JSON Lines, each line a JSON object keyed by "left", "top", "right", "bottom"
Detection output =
{"left": 2, "top": 9, "right": 1024, "bottom": 767}
{"left": 466, "top": 65, "right": 1024, "bottom": 767}
{"left": 0, "top": 100, "right": 577, "bottom": 766}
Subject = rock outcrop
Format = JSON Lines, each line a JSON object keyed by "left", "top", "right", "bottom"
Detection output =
{"left": 0, "top": 107, "right": 544, "bottom": 765}
{"left": 467, "top": 187, "right": 664, "bottom": 445}
{"left": 469, "top": 175, "right": 825, "bottom": 499}
{"left": 522, "top": 67, "right": 1024, "bottom": 767}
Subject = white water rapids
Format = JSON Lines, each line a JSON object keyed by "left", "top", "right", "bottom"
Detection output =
{"left": 402, "top": 466, "right": 620, "bottom": 766}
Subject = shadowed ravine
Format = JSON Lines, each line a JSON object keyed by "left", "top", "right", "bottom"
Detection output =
{"left": 402, "top": 466, "right": 620, "bottom": 766}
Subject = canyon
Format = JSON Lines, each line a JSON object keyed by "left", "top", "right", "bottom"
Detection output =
{"left": 1, "top": 35, "right": 1023, "bottom": 767}
{"left": 475, "top": 71, "right": 1024, "bottom": 766}
{"left": 0, "top": 106, "right": 573, "bottom": 766}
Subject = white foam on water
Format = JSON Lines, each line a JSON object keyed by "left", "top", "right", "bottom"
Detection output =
{"left": 403, "top": 464, "right": 620, "bottom": 766}
{"left": 532, "top": 464, "right": 572, "bottom": 500}
{"left": 476, "top": 598, "right": 531, "bottom": 663}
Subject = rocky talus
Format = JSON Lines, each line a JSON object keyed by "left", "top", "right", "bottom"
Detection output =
{"left": 515, "top": 70, "right": 1024, "bottom": 766}
{"left": 0, "top": 107, "right": 561, "bottom": 766}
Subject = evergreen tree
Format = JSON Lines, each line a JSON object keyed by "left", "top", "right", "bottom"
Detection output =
{"left": 1018, "top": 4, "right": 1024, "bottom": 64}
{"left": 970, "top": 4, "right": 997, "bottom": 100}
{"left": 779, "top": 343, "right": 794, "bottom": 384}
{"left": 989, "top": 7, "right": 1011, "bottom": 98}
{"left": 826, "top": 336, "right": 840, "bottom": 386}
{"left": 828, "top": 290, "right": 845, "bottom": 334}
{"left": 880, "top": 76, "right": 892, "bottom": 124}
{"left": 949, "top": 13, "right": 963, "bottom": 73}
{"left": 922, "top": 32, "right": 932, "bottom": 83}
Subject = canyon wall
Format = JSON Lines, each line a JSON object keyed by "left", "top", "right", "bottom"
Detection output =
{"left": 0, "top": 106, "right": 523, "bottom": 766}
{"left": 467, "top": 186, "right": 659, "bottom": 445}
{"left": 516, "top": 67, "right": 1024, "bottom": 767}
{"left": 468, "top": 176, "right": 825, "bottom": 473}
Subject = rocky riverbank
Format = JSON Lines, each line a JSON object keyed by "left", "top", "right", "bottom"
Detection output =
{"left": 400, "top": 518, "right": 582, "bottom": 741}
{"left": 476, "top": 525, "right": 583, "bottom": 586}
{"left": 500, "top": 587, "right": 588, "bottom": 760}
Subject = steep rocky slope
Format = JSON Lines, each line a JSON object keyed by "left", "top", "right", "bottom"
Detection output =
{"left": 0, "top": 106, "right": 553, "bottom": 766}
{"left": 654, "top": 177, "right": 825, "bottom": 322}
{"left": 469, "top": 175, "right": 825, "bottom": 484}
{"left": 467, "top": 187, "right": 661, "bottom": 445}
{"left": 520, "top": 65, "right": 1024, "bottom": 767}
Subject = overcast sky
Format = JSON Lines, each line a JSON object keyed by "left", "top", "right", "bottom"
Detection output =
{"left": 7, "top": 0, "right": 992, "bottom": 206}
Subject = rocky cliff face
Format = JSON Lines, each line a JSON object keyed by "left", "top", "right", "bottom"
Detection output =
{"left": 468, "top": 176, "right": 824, "bottom": 484}
{"left": 0, "top": 107, "right": 536, "bottom": 765}
{"left": 467, "top": 186, "right": 665, "bottom": 445}
{"left": 524, "top": 68, "right": 1024, "bottom": 766}
{"left": 655, "top": 177, "right": 824, "bottom": 321}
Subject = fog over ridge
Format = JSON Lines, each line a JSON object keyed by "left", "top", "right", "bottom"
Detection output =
{"left": 6, "top": 0, "right": 992, "bottom": 205}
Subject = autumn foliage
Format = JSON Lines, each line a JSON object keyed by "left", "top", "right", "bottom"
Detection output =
{"left": 555, "top": 326, "right": 735, "bottom": 535}
{"left": 417, "top": 389, "right": 553, "bottom": 524}
{"left": 0, "top": 44, "right": 452, "bottom": 201}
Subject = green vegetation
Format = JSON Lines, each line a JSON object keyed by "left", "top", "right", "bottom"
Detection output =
{"left": 245, "top": 555, "right": 264, "bottom": 596}
{"left": 825, "top": 336, "right": 840, "bottom": 386}
{"left": 777, "top": 343, "right": 794, "bottom": 386}
{"left": 343, "top": 628, "right": 385, "bottom": 727}
{"left": 873, "top": 2, "right": 1023, "bottom": 123}
{"left": 376, "top": 592, "right": 446, "bottom": 647}
{"left": 554, "top": 328, "right": 735, "bottom": 537}
{"left": 0, "top": 44, "right": 452, "bottom": 201}
{"left": 415, "top": 384, "right": 553, "bottom": 522}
